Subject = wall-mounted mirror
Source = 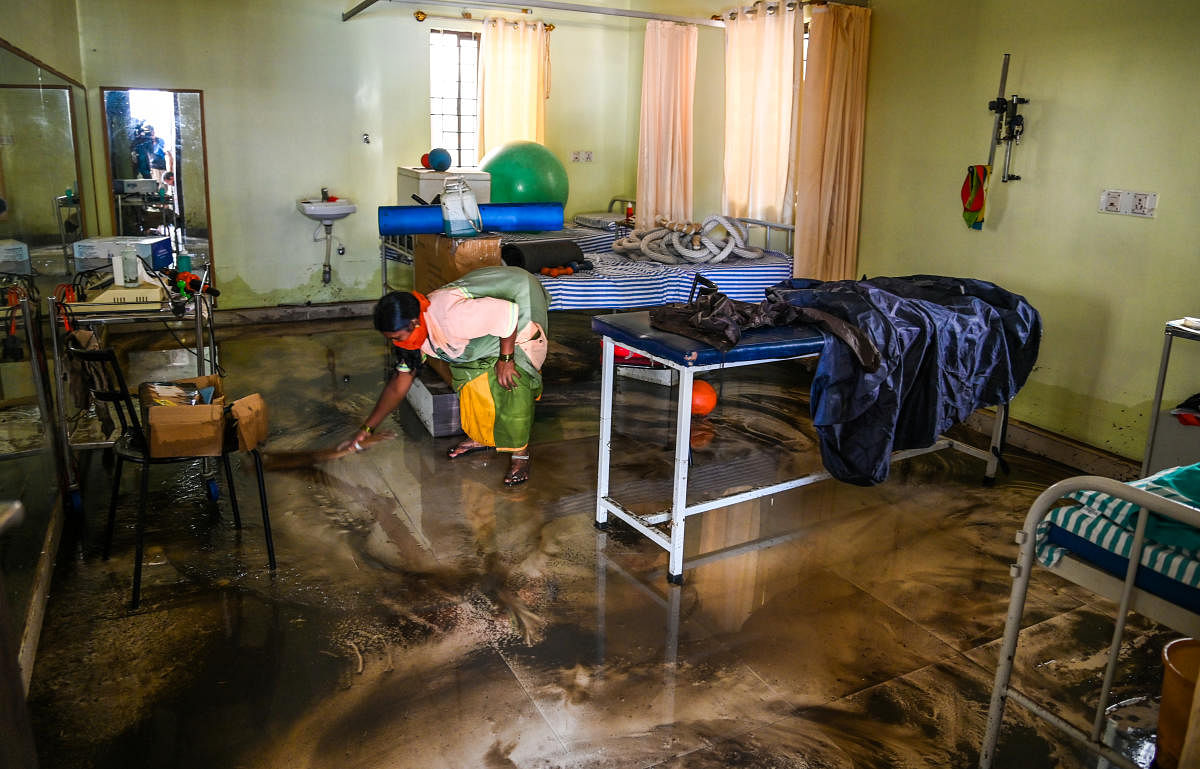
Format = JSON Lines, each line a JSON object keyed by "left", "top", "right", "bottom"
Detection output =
{"left": 0, "top": 37, "right": 88, "bottom": 696}
{"left": 0, "top": 38, "right": 95, "bottom": 282}
{"left": 100, "top": 88, "right": 213, "bottom": 275}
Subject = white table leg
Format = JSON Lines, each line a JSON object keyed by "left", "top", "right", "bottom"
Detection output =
{"left": 595, "top": 336, "right": 615, "bottom": 529}
{"left": 668, "top": 368, "right": 694, "bottom": 583}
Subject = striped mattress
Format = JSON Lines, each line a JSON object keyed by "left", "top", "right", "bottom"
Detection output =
{"left": 1036, "top": 466, "right": 1200, "bottom": 590}
{"left": 537, "top": 250, "right": 794, "bottom": 311}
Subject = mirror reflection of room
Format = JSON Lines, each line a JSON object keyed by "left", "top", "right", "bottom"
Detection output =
{"left": 0, "top": 83, "right": 81, "bottom": 284}
{"left": 102, "top": 88, "right": 210, "bottom": 269}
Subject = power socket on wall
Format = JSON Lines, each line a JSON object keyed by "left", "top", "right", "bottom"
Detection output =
{"left": 1098, "top": 189, "right": 1158, "bottom": 218}
{"left": 570, "top": 150, "right": 594, "bottom": 163}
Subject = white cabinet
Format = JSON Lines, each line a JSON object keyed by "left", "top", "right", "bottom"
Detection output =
{"left": 396, "top": 167, "right": 490, "bottom": 206}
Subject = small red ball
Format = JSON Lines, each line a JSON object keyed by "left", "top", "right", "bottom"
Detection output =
{"left": 420, "top": 153, "right": 431, "bottom": 169}
{"left": 691, "top": 380, "right": 717, "bottom": 416}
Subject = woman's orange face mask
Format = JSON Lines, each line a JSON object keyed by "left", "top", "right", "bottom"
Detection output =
{"left": 384, "top": 291, "right": 430, "bottom": 350}
{"left": 387, "top": 319, "right": 427, "bottom": 350}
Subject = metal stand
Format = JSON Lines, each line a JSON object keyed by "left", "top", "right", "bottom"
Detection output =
{"left": 1142, "top": 318, "right": 1200, "bottom": 476}
{"left": 48, "top": 292, "right": 216, "bottom": 508}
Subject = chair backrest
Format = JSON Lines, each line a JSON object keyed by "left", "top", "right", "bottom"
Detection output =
{"left": 64, "top": 344, "right": 148, "bottom": 449}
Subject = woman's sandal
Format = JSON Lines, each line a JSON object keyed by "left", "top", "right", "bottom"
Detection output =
{"left": 504, "top": 454, "right": 530, "bottom": 487}
{"left": 447, "top": 440, "right": 491, "bottom": 460}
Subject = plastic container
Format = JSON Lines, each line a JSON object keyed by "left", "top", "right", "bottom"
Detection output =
{"left": 120, "top": 245, "right": 139, "bottom": 287}
{"left": 441, "top": 176, "right": 482, "bottom": 237}
{"left": 1157, "top": 637, "right": 1200, "bottom": 769}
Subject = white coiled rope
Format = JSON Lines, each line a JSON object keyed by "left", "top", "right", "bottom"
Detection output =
{"left": 612, "top": 215, "right": 766, "bottom": 264}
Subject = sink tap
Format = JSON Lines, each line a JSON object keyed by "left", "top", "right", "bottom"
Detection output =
{"left": 320, "top": 187, "right": 329, "bottom": 202}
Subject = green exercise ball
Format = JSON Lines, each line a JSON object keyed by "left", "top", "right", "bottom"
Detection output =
{"left": 479, "top": 141, "right": 569, "bottom": 206}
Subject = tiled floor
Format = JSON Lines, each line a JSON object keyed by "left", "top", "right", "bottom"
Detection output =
{"left": 19, "top": 312, "right": 1174, "bottom": 768}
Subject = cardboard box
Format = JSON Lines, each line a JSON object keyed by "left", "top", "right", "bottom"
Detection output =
{"left": 141, "top": 374, "right": 226, "bottom": 458}
{"left": 138, "top": 375, "right": 268, "bottom": 458}
{"left": 230, "top": 393, "right": 269, "bottom": 451}
{"left": 412, "top": 234, "right": 502, "bottom": 295}
{"left": 397, "top": 167, "right": 490, "bottom": 206}
{"left": 0, "top": 239, "right": 31, "bottom": 275}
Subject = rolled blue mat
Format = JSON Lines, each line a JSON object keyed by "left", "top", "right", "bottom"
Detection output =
{"left": 377, "top": 202, "right": 564, "bottom": 235}
{"left": 377, "top": 205, "right": 444, "bottom": 235}
{"left": 479, "top": 202, "right": 563, "bottom": 232}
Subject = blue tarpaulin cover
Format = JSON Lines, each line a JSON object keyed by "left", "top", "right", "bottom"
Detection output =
{"left": 767, "top": 275, "right": 1042, "bottom": 485}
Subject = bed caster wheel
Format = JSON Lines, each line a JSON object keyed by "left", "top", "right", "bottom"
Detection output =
{"left": 206, "top": 479, "right": 220, "bottom": 501}
{"left": 667, "top": 573, "right": 683, "bottom": 585}
{"left": 981, "top": 476, "right": 996, "bottom": 487}
{"left": 594, "top": 521, "right": 610, "bottom": 531}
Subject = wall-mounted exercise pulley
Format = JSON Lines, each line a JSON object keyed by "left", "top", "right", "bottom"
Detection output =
{"left": 987, "top": 53, "right": 1028, "bottom": 183}
{"left": 962, "top": 53, "right": 1030, "bottom": 230}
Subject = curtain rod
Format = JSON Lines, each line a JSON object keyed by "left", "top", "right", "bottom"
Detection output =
{"left": 415, "top": 9, "right": 556, "bottom": 30}
{"left": 345, "top": 0, "right": 726, "bottom": 27}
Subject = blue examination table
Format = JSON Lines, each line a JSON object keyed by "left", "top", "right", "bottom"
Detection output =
{"left": 591, "top": 311, "right": 1006, "bottom": 583}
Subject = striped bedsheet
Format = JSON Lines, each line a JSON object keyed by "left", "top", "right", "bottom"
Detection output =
{"left": 538, "top": 250, "right": 794, "bottom": 310}
{"left": 1036, "top": 468, "right": 1200, "bottom": 589}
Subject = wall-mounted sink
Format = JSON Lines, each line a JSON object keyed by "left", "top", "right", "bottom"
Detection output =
{"left": 297, "top": 199, "right": 356, "bottom": 223}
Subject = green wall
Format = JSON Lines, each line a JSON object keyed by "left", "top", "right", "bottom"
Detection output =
{"left": 0, "top": 0, "right": 83, "bottom": 83}
{"left": 74, "top": 0, "right": 643, "bottom": 307}
{"left": 860, "top": 0, "right": 1200, "bottom": 459}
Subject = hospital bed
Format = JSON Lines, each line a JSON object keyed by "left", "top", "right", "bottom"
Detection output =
{"left": 979, "top": 471, "right": 1200, "bottom": 769}
{"left": 381, "top": 210, "right": 794, "bottom": 310}
{"left": 534, "top": 216, "right": 794, "bottom": 310}
{"left": 591, "top": 310, "right": 1007, "bottom": 583}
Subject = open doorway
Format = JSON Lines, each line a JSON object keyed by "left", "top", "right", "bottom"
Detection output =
{"left": 101, "top": 88, "right": 213, "bottom": 273}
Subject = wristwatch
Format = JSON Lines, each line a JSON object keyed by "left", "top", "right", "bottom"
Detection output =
{"left": 497, "top": 353, "right": 515, "bottom": 362}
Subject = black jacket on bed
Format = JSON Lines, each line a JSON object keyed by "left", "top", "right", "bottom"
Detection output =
{"left": 767, "top": 275, "right": 1041, "bottom": 486}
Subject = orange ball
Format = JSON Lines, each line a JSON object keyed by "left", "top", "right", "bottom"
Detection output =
{"left": 691, "top": 380, "right": 717, "bottom": 416}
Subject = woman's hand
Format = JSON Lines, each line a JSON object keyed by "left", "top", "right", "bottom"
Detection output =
{"left": 495, "top": 358, "right": 521, "bottom": 390}
{"left": 337, "top": 429, "right": 371, "bottom": 453}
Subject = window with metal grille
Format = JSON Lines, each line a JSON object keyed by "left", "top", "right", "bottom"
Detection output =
{"left": 429, "top": 29, "right": 480, "bottom": 168}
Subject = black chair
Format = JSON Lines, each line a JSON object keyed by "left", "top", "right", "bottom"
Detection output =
{"left": 67, "top": 344, "right": 275, "bottom": 608}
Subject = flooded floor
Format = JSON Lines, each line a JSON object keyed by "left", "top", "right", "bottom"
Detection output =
{"left": 22, "top": 312, "right": 1173, "bottom": 768}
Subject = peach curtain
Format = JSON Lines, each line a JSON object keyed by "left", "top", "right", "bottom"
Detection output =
{"left": 791, "top": 4, "right": 871, "bottom": 281}
{"left": 635, "top": 21, "right": 697, "bottom": 229}
{"left": 478, "top": 19, "right": 550, "bottom": 158}
{"left": 723, "top": 2, "right": 804, "bottom": 223}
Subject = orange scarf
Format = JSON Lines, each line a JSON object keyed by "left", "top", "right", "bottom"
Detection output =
{"left": 390, "top": 291, "right": 430, "bottom": 350}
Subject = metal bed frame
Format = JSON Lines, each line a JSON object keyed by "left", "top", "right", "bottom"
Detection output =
{"left": 979, "top": 475, "right": 1200, "bottom": 769}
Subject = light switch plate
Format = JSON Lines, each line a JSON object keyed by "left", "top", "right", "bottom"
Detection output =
{"left": 1098, "top": 189, "right": 1158, "bottom": 218}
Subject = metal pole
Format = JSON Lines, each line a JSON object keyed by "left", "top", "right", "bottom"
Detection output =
{"left": 986, "top": 54, "right": 1010, "bottom": 169}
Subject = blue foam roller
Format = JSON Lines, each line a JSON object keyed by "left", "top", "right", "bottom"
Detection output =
{"left": 377, "top": 203, "right": 563, "bottom": 236}
{"left": 479, "top": 202, "right": 563, "bottom": 232}
{"left": 377, "top": 205, "right": 445, "bottom": 236}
